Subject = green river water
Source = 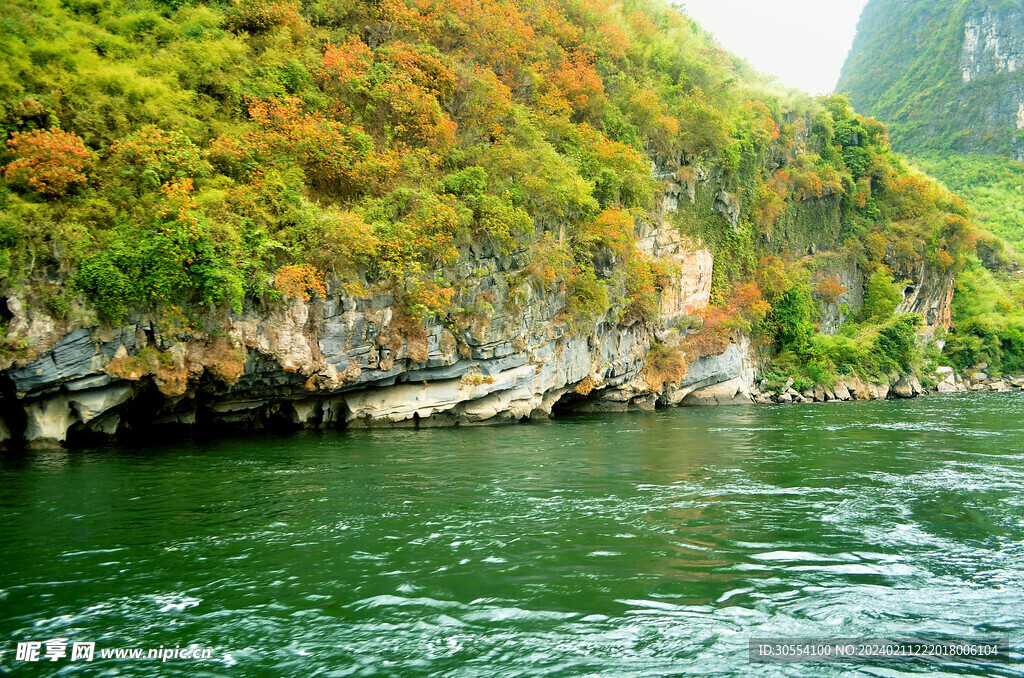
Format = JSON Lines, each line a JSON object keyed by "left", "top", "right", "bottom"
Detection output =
{"left": 2, "top": 393, "right": 1023, "bottom": 676}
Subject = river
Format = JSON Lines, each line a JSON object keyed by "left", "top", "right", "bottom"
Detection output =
{"left": 2, "top": 393, "right": 1023, "bottom": 676}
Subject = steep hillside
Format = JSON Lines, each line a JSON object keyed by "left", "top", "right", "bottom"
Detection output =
{"left": 0, "top": 0, "right": 983, "bottom": 447}
{"left": 839, "top": 0, "right": 1024, "bottom": 375}
{"left": 838, "top": 0, "right": 1024, "bottom": 160}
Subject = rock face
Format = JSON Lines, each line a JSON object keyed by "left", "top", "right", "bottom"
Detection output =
{"left": 960, "top": 8, "right": 1024, "bottom": 85}
{"left": 675, "top": 341, "right": 756, "bottom": 406}
{"left": 896, "top": 262, "right": 955, "bottom": 332}
{"left": 0, "top": 208, "right": 758, "bottom": 448}
{"left": 958, "top": 2, "right": 1024, "bottom": 160}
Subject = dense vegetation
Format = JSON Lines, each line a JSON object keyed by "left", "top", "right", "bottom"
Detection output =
{"left": 839, "top": 0, "right": 1024, "bottom": 377}
{"left": 0, "top": 0, "right": 990, "bottom": 386}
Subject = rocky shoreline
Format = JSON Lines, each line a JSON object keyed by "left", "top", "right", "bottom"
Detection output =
{"left": 750, "top": 366, "right": 1024, "bottom": 405}
{"left": 0, "top": 301, "right": 1016, "bottom": 450}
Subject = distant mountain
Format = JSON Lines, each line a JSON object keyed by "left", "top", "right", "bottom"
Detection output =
{"left": 838, "top": 0, "right": 1024, "bottom": 162}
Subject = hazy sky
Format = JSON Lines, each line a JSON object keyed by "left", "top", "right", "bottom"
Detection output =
{"left": 679, "top": 0, "right": 871, "bottom": 95}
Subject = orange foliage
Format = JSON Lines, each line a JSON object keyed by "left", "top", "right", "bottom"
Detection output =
{"left": 155, "top": 178, "right": 200, "bottom": 228}
{"left": 247, "top": 97, "right": 397, "bottom": 195}
{"left": 319, "top": 40, "right": 458, "bottom": 152}
{"left": 320, "top": 38, "right": 373, "bottom": 88}
{"left": 740, "top": 100, "right": 780, "bottom": 145}
{"left": 207, "top": 134, "right": 253, "bottom": 177}
{"left": 793, "top": 170, "right": 823, "bottom": 199}
{"left": 383, "top": 0, "right": 536, "bottom": 79}
{"left": 4, "top": 127, "right": 90, "bottom": 196}
{"left": 774, "top": 165, "right": 842, "bottom": 201}
{"left": 597, "top": 22, "right": 632, "bottom": 60}
{"left": 813, "top": 276, "right": 846, "bottom": 303}
{"left": 382, "top": 41, "right": 457, "bottom": 96}
{"left": 932, "top": 248, "right": 954, "bottom": 270}
{"left": 408, "top": 281, "right": 455, "bottom": 315}
{"left": 274, "top": 264, "right": 327, "bottom": 301}
{"left": 535, "top": 4, "right": 585, "bottom": 49}
{"left": 379, "top": 79, "right": 457, "bottom": 149}
{"left": 686, "top": 282, "right": 770, "bottom": 358}
{"left": 576, "top": 207, "right": 636, "bottom": 261}
{"left": 542, "top": 54, "right": 605, "bottom": 115}
{"left": 852, "top": 177, "right": 871, "bottom": 208}
{"left": 888, "top": 172, "right": 939, "bottom": 219}
{"left": 627, "top": 10, "right": 657, "bottom": 37}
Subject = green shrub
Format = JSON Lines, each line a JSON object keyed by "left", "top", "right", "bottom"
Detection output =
{"left": 106, "top": 127, "right": 211, "bottom": 196}
{"left": 564, "top": 267, "right": 609, "bottom": 331}
{"left": 875, "top": 314, "right": 922, "bottom": 371}
{"left": 76, "top": 253, "right": 133, "bottom": 321}
{"left": 769, "top": 285, "right": 817, "bottom": 352}
{"left": 862, "top": 267, "right": 903, "bottom": 321}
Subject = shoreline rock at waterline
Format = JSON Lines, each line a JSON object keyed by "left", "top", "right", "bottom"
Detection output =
{"left": 750, "top": 366, "right": 1024, "bottom": 405}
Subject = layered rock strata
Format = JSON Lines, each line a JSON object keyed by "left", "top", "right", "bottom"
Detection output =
{"left": 0, "top": 210, "right": 751, "bottom": 449}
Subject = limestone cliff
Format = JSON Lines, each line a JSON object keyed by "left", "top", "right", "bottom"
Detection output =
{"left": 0, "top": 191, "right": 755, "bottom": 449}
{"left": 0, "top": 155, "right": 960, "bottom": 450}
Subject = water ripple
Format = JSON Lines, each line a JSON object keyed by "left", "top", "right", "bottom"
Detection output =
{"left": 1, "top": 394, "right": 1022, "bottom": 676}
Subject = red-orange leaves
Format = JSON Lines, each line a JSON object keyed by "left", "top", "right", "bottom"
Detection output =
{"left": 320, "top": 38, "right": 373, "bottom": 89}
{"left": 207, "top": 134, "right": 254, "bottom": 178}
{"left": 379, "top": 79, "right": 457, "bottom": 149}
{"left": 580, "top": 207, "right": 635, "bottom": 259}
{"left": 381, "top": 0, "right": 535, "bottom": 79}
{"left": 319, "top": 40, "right": 458, "bottom": 153}
{"left": 813, "top": 276, "right": 847, "bottom": 303}
{"left": 4, "top": 127, "right": 91, "bottom": 196}
{"left": 155, "top": 178, "right": 200, "bottom": 228}
{"left": 407, "top": 280, "right": 455, "bottom": 316}
{"left": 247, "top": 97, "right": 389, "bottom": 196}
{"left": 274, "top": 264, "right": 327, "bottom": 301}
{"left": 627, "top": 10, "right": 657, "bottom": 37}
{"left": 596, "top": 22, "right": 631, "bottom": 61}
{"left": 687, "top": 282, "right": 770, "bottom": 358}
{"left": 542, "top": 54, "right": 605, "bottom": 116}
